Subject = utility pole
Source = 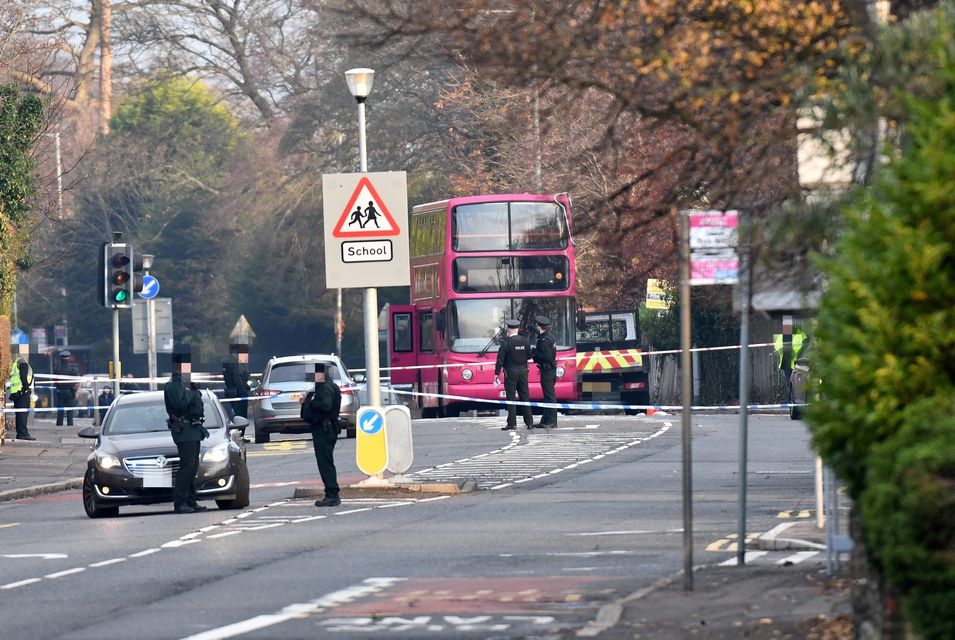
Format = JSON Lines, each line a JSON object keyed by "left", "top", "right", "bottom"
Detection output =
{"left": 99, "top": 0, "right": 112, "bottom": 135}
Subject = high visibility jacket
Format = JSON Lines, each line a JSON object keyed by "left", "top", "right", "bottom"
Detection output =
{"left": 773, "top": 330, "right": 806, "bottom": 369}
{"left": 8, "top": 360, "right": 33, "bottom": 394}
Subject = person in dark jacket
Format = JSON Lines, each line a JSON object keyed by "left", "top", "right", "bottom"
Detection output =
{"left": 222, "top": 344, "right": 251, "bottom": 419}
{"left": 97, "top": 386, "right": 115, "bottom": 422}
{"left": 300, "top": 363, "right": 342, "bottom": 507}
{"left": 494, "top": 319, "right": 534, "bottom": 431}
{"left": 164, "top": 349, "right": 210, "bottom": 514}
{"left": 53, "top": 351, "right": 78, "bottom": 427}
{"left": 533, "top": 315, "right": 558, "bottom": 428}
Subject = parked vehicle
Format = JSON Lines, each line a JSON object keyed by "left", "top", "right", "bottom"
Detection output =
{"left": 250, "top": 354, "right": 359, "bottom": 443}
{"left": 78, "top": 390, "right": 250, "bottom": 518}
{"left": 575, "top": 309, "right": 650, "bottom": 414}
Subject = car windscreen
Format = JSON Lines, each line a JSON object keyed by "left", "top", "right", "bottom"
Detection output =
{"left": 266, "top": 362, "right": 343, "bottom": 384}
{"left": 104, "top": 397, "right": 223, "bottom": 435}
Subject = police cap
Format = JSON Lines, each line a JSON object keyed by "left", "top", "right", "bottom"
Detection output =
{"left": 504, "top": 319, "right": 521, "bottom": 328}
{"left": 535, "top": 315, "right": 551, "bottom": 327}
{"left": 58, "top": 350, "right": 72, "bottom": 359}
{"left": 314, "top": 362, "right": 326, "bottom": 373}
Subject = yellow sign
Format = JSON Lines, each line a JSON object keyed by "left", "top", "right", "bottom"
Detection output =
{"left": 646, "top": 278, "right": 671, "bottom": 310}
{"left": 356, "top": 407, "right": 388, "bottom": 476}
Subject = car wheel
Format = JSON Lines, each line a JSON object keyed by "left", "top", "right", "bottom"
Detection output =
{"left": 83, "top": 469, "right": 119, "bottom": 518}
{"left": 216, "top": 463, "right": 250, "bottom": 510}
{"left": 254, "top": 430, "right": 270, "bottom": 444}
{"left": 789, "top": 385, "right": 802, "bottom": 421}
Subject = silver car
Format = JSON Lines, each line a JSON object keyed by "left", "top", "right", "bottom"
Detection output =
{"left": 251, "top": 355, "right": 359, "bottom": 443}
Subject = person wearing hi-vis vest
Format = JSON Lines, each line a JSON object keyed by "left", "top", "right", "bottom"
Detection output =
{"left": 773, "top": 326, "right": 807, "bottom": 378}
{"left": 8, "top": 357, "right": 35, "bottom": 440}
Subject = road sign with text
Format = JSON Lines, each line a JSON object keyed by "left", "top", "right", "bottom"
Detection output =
{"left": 323, "top": 172, "right": 410, "bottom": 288}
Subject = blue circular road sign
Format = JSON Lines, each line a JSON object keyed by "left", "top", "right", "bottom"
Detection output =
{"left": 139, "top": 275, "right": 160, "bottom": 299}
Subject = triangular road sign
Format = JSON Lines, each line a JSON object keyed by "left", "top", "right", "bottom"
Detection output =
{"left": 332, "top": 176, "right": 401, "bottom": 238}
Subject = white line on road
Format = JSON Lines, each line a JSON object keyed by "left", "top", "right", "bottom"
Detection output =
{"left": 777, "top": 551, "right": 819, "bottom": 565}
{"left": 567, "top": 529, "right": 684, "bottom": 537}
{"left": 1, "top": 553, "right": 68, "bottom": 560}
{"left": 45, "top": 567, "right": 86, "bottom": 579}
{"left": 1, "top": 578, "right": 42, "bottom": 589}
{"left": 129, "top": 548, "right": 161, "bottom": 558}
{"left": 718, "top": 551, "right": 768, "bottom": 566}
{"left": 207, "top": 531, "right": 242, "bottom": 539}
{"left": 88, "top": 558, "right": 127, "bottom": 568}
{"left": 179, "top": 577, "right": 406, "bottom": 640}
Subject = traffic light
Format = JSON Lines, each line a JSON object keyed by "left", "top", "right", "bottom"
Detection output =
{"left": 100, "top": 242, "right": 135, "bottom": 308}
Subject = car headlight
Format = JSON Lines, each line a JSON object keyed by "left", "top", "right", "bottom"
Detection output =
{"left": 201, "top": 443, "right": 230, "bottom": 463}
{"left": 461, "top": 368, "right": 473, "bottom": 381}
{"left": 96, "top": 454, "right": 121, "bottom": 470}
{"left": 556, "top": 366, "right": 565, "bottom": 378}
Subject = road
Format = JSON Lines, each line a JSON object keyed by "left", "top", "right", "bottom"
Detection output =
{"left": 0, "top": 413, "right": 818, "bottom": 639}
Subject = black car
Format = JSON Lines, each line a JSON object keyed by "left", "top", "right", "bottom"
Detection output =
{"left": 78, "top": 390, "right": 250, "bottom": 518}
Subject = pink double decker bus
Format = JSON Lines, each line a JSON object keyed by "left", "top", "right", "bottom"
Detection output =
{"left": 388, "top": 193, "right": 578, "bottom": 417}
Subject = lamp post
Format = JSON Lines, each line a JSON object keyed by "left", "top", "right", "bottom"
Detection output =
{"left": 345, "top": 67, "right": 382, "bottom": 408}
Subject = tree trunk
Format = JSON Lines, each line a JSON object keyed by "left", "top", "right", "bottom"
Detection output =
{"left": 99, "top": 0, "right": 112, "bottom": 135}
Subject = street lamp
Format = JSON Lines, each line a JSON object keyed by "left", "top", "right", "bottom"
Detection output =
{"left": 345, "top": 67, "right": 381, "bottom": 408}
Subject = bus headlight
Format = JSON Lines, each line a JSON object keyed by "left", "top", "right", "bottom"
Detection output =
{"left": 556, "top": 366, "right": 565, "bottom": 378}
{"left": 461, "top": 368, "right": 473, "bottom": 381}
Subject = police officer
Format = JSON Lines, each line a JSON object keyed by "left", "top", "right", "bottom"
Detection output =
{"left": 8, "top": 357, "right": 35, "bottom": 440}
{"left": 222, "top": 344, "right": 251, "bottom": 419}
{"left": 494, "top": 319, "right": 534, "bottom": 431}
{"left": 164, "top": 349, "right": 210, "bottom": 514}
{"left": 300, "top": 363, "right": 342, "bottom": 507}
{"left": 53, "top": 351, "right": 78, "bottom": 427}
{"left": 533, "top": 315, "right": 558, "bottom": 429}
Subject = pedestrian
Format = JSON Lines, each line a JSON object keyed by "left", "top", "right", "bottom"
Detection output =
{"left": 8, "top": 357, "right": 35, "bottom": 440}
{"left": 53, "top": 351, "right": 78, "bottom": 427}
{"left": 300, "top": 362, "right": 342, "bottom": 507}
{"left": 163, "top": 349, "right": 210, "bottom": 514}
{"left": 533, "top": 314, "right": 558, "bottom": 429}
{"left": 97, "top": 386, "right": 114, "bottom": 422}
{"left": 222, "top": 344, "right": 251, "bottom": 419}
{"left": 494, "top": 318, "right": 534, "bottom": 431}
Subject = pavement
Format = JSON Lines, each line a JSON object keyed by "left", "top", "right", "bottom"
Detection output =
{"left": 0, "top": 415, "right": 853, "bottom": 639}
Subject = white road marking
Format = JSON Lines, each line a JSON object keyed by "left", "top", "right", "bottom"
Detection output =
{"left": 180, "top": 577, "right": 406, "bottom": 640}
{"left": 45, "top": 567, "right": 86, "bottom": 579}
{"left": 335, "top": 508, "right": 372, "bottom": 515}
{"left": 1, "top": 553, "right": 68, "bottom": 560}
{"left": 567, "top": 529, "right": 684, "bottom": 537}
{"left": 129, "top": 548, "right": 161, "bottom": 558}
{"left": 88, "top": 558, "right": 126, "bottom": 568}
{"left": 207, "top": 531, "right": 242, "bottom": 539}
{"left": 1, "top": 578, "right": 42, "bottom": 589}
{"left": 718, "top": 551, "right": 768, "bottom": 566}
{"left": 777, "top": 551, "right": 819, "bottom": 565}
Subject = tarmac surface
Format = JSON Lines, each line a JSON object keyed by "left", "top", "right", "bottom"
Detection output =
{"left": 0, "top": 414, "right": 853, "bottom": 639}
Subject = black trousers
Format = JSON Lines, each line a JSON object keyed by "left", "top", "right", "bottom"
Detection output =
{"left": 311, "top": 424, "right": 340, "bottom": 499}
{"left": 13, "top": 392, "right": 31, "bottom": 437}
{"left": 55, "top": 391, "right": 75, "bottom": 426}
{"left": 504, "top": 366, "right": 533, "bottom": 427}
{"left": 539, "top": 366, "right": 557, "bottom": 426}
{"left": 173, "top": 439, "right": 201, "bottom": 508}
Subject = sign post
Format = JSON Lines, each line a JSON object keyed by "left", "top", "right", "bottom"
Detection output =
{"left": 323, "top": 171, "right": 409, "bottom": 481}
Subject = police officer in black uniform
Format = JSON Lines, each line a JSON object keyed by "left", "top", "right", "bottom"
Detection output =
{"left": 494, "top": 319, "right": 534, "bottom": 431}
{"left": 164, "top": 349, "right": 210, "bottom": 514}
{"left": 54, "top": 351, "right": 79, "bottom": 426}
{"left": 222, "top": 344, "right": 251, "bottom": 419}
{"left": 300, "top": 363, "right": 342, "bottom": 507}
{"left": 533, "top": 315, "right": 558, "bottom": 428}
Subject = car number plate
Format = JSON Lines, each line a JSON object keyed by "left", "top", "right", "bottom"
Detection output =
{"left": 142, "top": 470, "right": 173, "bottom": 488}
{"left": 289, "top": 392, "right": 305, "bottom": 401}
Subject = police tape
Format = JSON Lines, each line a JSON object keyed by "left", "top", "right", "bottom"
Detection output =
{"left": 353, "top": 341, "right": 778, "bottom": 374}
{"left": 386, "top": 387, "right": 805, "bottom": 413}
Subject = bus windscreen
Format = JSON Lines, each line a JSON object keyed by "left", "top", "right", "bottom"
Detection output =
{"left": 452, "top": 201, "right": 568, "bottom": 251}
{"left": 453, "top": 256, "right": 569, "bottom": 292}
{"left": 448, "top": 297, "right": 576, "bottom": 353}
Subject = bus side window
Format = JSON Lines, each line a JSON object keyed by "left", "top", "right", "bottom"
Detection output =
{"left": 393, "top": 313, "right": 413, "bottom": 352}
{"left": 420, "top": 312, "right": 435, "bottom": 352}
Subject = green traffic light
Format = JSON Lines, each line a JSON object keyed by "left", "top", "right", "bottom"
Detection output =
{"left": 113, "top": 290, "right": 128, "bottom": 303}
